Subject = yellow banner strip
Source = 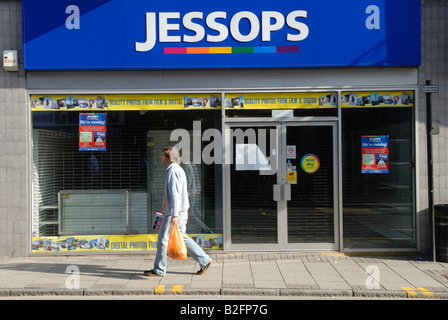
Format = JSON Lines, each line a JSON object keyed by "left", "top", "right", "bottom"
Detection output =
{"left": 31, "top": 233, "right": 223, "bottom": 253}
{"left": 341, "top": 91, "right": 414, "bottom": 108}
{"left": 30, "top": 94, "right": 222, "bottom": 111}
{"left": 225, "top": 92, "right": 338, "bottom": 109}
{"left": 30, "top": 91, "right": 414, "bottom": 111}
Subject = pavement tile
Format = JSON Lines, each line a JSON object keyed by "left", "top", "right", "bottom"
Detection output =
{"left": 254, "top": 280, "right": 287, "bottom": 289}
{"left": 316, "top": 281, "right": 352, "bottom": 290}
{"left": 189, "top": 280, "right": 222, "bottom": 289}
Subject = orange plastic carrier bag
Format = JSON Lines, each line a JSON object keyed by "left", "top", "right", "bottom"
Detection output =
{"left": 167, "top": 224, "right": 187, "bottom": 260}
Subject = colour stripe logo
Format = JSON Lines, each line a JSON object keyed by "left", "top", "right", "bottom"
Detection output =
{"left": 164, "top": 46, "right": 299, "bottom": 54}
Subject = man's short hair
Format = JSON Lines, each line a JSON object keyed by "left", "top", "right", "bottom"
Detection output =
{"left": 162, "top": 146, "right": 181, "bottom": 164}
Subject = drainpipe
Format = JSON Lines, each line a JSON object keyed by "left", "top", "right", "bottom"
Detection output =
{"left": 425, "top": 80, "right": 435, "bottom": 261}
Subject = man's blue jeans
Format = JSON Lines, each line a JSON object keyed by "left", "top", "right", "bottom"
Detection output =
{"left": 153, "top": 211, "right": 211, "bottom": 275}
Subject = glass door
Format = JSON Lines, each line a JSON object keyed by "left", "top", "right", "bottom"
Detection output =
{"left": 226, "top": 123, "right": 280, "bottom": 250}
{"left": 283, "top": 123, "right": 338, "bottom": 250}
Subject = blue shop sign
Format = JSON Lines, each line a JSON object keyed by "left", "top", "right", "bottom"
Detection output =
{"left": 22, "top": 0, "right": 421, "bottom": 70}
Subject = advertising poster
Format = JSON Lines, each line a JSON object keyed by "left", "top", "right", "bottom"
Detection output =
{"left": 79, "top": 113, "right": 106, "bottom": 151}
{"left": 341, "top": 91, "right": 414, "bottom": 108}
{"left": 31, "top": 233, "right": 223, "bottom": 253}
{"left": 30, "top": 94, "right": 221, "bottom": 111}
{"left": 225, "top": 92, "right": 337, "bottom": 109}
{"left": 362, "top": 135, "right": 389, "bottom": 173}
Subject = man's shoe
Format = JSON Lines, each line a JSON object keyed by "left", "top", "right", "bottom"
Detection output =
{"left": 143, "top": 269, "right": 162, "bottom": 277}
{"left": 196, "top": 259, "right": 212, "bottom": 275}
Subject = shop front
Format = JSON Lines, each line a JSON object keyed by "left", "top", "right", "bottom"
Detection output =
{"left": 28, "top": 89, "right": 416, "bottom": 253}
{"left": 22, "top": 0, "right": 421, "bottom": 254}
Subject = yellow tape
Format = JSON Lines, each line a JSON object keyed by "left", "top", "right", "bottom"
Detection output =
{"left": 401, "top": 287, "right": 418, "bottom": 297}
{"left": 172, "top": 285, "right": 183, "bottom": 294}
{"left": 417, "top": 287, "right": 434, "bottom": 298}
{"left": 155, "top": 285, "right": 165, "bottom": 294}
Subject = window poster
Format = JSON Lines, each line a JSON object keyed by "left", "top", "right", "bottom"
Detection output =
{"left": 362, "top": 135, "right": 389, "bottom": 173}
{"left": 79, "top": 113, "right": 106, "bottom": 151}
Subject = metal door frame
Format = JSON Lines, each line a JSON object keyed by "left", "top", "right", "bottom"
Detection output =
{"left": 223, "top": 118, "right": 339, "bottom": 251}
{"left": 223, "top": 121, "right": 282, "bottom": 251}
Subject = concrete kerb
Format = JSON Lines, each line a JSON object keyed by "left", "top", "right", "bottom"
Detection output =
{"left": 352, "top": 289, "right": 407, "bottom": 299}
{"left": 0, "top": 288, "right": 447, "bottom": 298}
{"left": 0, "top": 289, "right": 12, "bottom": 297}
{"left": 174, "top": 288, "right": 221, "bottom": 296}
{"left": 84, "top": 288, "right": 155, "bottom": 296}
{"left": 432, "top": 292, "right": 448, "bottom": 299}
{"left": 280, "top": 289, "right": 352, "bottom": 298}
{"left": 10, "top": 288, "right": 84, "bottom": 296}
{"left": 221, "top": 288, "right": 280, "bottom": 296}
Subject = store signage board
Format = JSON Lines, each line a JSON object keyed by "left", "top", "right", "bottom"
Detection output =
{"left": 22, "top": 0, "right": 421, "bottom": 70}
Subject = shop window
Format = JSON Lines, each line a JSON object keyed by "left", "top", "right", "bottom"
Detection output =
{"left": 342, "top": 98, "right": 415, "bottom": 249}
{"left": 31, "top": 110, "right": 222, "bottom": 238}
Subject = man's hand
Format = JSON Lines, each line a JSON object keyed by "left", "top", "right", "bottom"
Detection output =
{"left": 171, "top": 216, "right": 179, "bottom": 225}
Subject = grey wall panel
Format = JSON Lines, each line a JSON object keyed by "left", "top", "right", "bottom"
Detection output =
{"left": 27, "top": 68, "right": 418, "bottom": 92}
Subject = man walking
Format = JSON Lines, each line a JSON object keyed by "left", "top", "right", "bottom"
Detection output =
{"left": 144, "top": 146, "right": 212, "bottom": 276}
